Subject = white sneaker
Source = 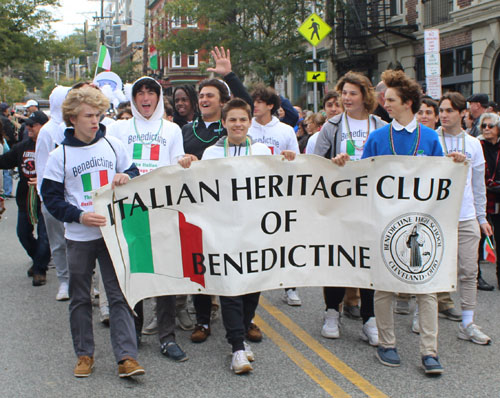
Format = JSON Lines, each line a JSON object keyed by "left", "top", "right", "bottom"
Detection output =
{"left": 411, "top": 313, "right": 420, "bottom": 334}
{"left": 458, "top": 323, "right": 492, "bottom": 345}
{"left": 360, "top": 317, "right": 379, "bottom": 346}
{"left": 283, "top": 289, "right": 302, "bottom": 306}
{"left": 231, "top": 350, "right": 253, "bottom": 374}
{"left": 100, "top": 306, "right": 109, "bottom": 325}
{"left": 244, "top": 341, "right": 255, "bottom": 362}
{"left": 321, "top": 309, "right": 340, "bottom": 339}
{"left": 142, "top": 317, "right": 158, "bottom": 335}
{"left": 56, "top": 282, "right": 69, "bottom": 301}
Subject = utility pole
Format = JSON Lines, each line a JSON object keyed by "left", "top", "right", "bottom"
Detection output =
{"left": 312, "top": 1, "right": 318, "bottom": 112}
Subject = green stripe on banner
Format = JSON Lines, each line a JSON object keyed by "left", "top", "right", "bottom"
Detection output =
{"left": 81, "top": 173, "right": 92, "bottom": 192}
{"left": 121, "top": 204, "right": 155, "bottom": 273}
{"left": 346, "top": 140, "right": 355, "bottom": 157}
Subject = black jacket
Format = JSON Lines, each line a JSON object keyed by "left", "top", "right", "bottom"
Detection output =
{"left": 0, "top": 138, "right": 37, "bottom": 211}
{"left": 182, "top": 72, "right": 252, "bottom": 159}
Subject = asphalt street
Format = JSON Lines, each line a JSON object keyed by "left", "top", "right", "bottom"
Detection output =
{"left": 1, "top": 194, "right": 499, "bottom": 398}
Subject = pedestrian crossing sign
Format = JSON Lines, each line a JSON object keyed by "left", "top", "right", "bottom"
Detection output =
{"left": 306, "top": 71, "right": 326, "bottom": 83}
{"left": 298, "top": 13, "right": 332, "bottom": 47}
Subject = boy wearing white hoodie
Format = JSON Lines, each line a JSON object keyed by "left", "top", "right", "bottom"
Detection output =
{"left": 108, "top": 76, "right": 190, "bottom": 362}
{"left": 35, "top": 85, "right": 71, "bottom": 301}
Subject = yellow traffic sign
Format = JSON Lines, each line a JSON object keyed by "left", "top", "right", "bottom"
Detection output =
{"left": 306, "top": 71, "right": 326, "bottom": 83}
{"left": 298, "top": 13, "right": 332, "bottom": 47}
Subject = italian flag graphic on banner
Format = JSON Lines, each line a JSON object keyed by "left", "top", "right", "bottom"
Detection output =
{"left": 133, "top": 143, "right": 160, "bottom": 161}
{"left": 120, "top": 204, "right": 205, "bottom": 287}
{"left": 81, "top": 170, "right": 109, "bottom": 192}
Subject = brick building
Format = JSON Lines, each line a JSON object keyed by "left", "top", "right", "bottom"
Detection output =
{"left": 322, "top": 0, "right": 500, "bottom": 102}
{"left": 147, "top": 0, "right": 207, "bottom": 96}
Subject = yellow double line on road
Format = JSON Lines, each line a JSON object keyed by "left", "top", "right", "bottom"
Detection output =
{"left": 255, "top": 296, "right": 388, "bottom": 398}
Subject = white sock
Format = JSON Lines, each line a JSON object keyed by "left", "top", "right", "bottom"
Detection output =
{"left": 462, "top": 310, "right": 473, "bottom": 327}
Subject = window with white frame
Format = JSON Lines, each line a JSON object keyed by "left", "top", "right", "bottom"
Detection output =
{"left": 187, "top": 52, "right": 198, "bottom": 68}
{"left": 390, "top": 0, "right": 403, "bottom": 16}
{"left": 172, "top": 52, "right": 182, "bottom": 68}
{"left": 186, "top": 16, "right": 197, "bottom": 28}
{"left": 171, "top": 14, "right": 181, "bottom": 28}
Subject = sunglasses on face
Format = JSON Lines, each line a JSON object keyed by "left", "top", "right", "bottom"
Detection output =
{"left": 481, "top": 123, "right": 497, "bottom": 129}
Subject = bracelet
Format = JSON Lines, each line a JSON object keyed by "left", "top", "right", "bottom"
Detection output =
{"left": 79, "top": 212, "right": 85, "bottom": 224}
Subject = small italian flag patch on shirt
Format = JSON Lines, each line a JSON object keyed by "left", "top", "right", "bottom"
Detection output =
{"left": 133, "top": 143, "right": 160, "bottom": 161}
{"left": 81, "top": 170, "right": 109, "bottom": 192}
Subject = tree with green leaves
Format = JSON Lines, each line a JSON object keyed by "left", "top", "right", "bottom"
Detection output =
{"left": 0, "top": 0, "right": 60, "bottom": 70}
{"left": 158, "top": 0, "right": 311, "bottom": 86}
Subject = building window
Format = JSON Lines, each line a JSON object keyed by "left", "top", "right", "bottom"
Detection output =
{"left": 186, "top": 16, "right": 197, "bottom": 28}
{"left": 441, "top": 51, "right": 454, "bottom": 78}
{"left": 424, "top": 0, "right": 453, "bottom": 27}
{"left": 457, "top": 46, "right": 472, "bottom": 75}
{"left": 172, "top": 52, "right": 181, "bottom": 68}
{"left": 390, "top": 0, "right": 403, "bottom": 16}
{"left": 171, "top": 15, "right": 181, "bottom": 28}
{"left": 188, "top": 52, "right": 198, "bottom": 68}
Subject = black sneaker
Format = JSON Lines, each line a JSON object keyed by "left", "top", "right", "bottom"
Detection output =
{"left": 161, "top": 341, "right": 188, "bottom": 362}
{"left": 32, "top": 274, "right": 46, "bottom": 286}
{"left": 477, "top": 276, "right": 494, "bottom": 291}
{"left": 27, "top": 265, "right": 34, "bottom": 277}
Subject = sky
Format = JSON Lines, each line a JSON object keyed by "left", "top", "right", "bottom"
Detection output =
{"left": 48, "top": 0, "right": 105, "bottom": 38}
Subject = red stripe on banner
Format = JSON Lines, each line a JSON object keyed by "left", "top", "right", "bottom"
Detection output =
{"left": 99, "top": 170, "right": 108, "bottom": 187}
{"left": 179, "top": 212, "right": 205, "bottom": 288}
{"left": 268, "top": 146, "right": 275, "bottom": 154}
{"left": 150, "top": 145, "right": 160, "bottom": 160}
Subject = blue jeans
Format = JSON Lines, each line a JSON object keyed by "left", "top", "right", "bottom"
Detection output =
{"left": 3, "top": 170, "right": 12, "bottom": 196}
{"left": 17, "top": 210, "right": 51, "bottom": 275}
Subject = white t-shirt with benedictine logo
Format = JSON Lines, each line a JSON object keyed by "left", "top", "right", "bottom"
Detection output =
{"left": 340, "top": 114, "right": 375, "bottom": 161}
{"left": 107, "top": 118, "right": 185, "bottom": 174}
{"left": 43, "top": 136, "right": 133, "bottom": 241}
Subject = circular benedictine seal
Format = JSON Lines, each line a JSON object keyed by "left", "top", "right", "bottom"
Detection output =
{"left": 381, "top": 213, "right": 443, "bottom": 284}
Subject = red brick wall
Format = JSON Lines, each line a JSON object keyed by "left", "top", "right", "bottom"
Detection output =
{"left": 457, "top": 0, "right": 472, "bottom": 8}
{"left": 406, "top": 0, "right": 418, "bottom": 25}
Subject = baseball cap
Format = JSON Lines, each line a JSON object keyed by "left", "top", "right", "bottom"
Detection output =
{"left": 25, "top": 111, "right": 49, "bottom": 126}
{"left": 0, "top": 103, "right": 9, "bottom": 112}
{"left": 466, "top": 93, "right": 489, "bottom": 106}
{"left": 25, "top": 99, "right": 38, "bottom": 108}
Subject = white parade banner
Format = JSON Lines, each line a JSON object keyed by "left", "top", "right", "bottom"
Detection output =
{"left": 93, "top": 155, "right": 468, "bottom": 309}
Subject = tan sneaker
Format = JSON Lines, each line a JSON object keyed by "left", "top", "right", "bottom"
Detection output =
{"left": 118, "top": 358, "right": 145, "bottom": 378}
{"left": 246, "top": 323, "right": 263, "bottom": 342}
{"left": 191, "top": 325, "right": 211, "bottom": 343}
{"left": 74, "top": 356, "right": 94, "bottom": 378}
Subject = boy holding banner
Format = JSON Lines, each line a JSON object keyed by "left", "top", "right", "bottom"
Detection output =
{"left": 437, "top": 92, "right": 492, "bottom": 345}
{"left": 180, "top": 98, "right": 293, "bottom": 374}
{"left": 41, "top": 87, "right": 145, "bottom": 378}
{"left": 358, "top": 70, "right": 470, "bottom": 374}
{"left": 331, "top": 70, "right": 449, "bottom": 374}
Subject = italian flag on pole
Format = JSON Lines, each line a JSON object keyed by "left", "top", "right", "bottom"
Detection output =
{"left": 97, "top": 44, "right": 111, "bottom": 71}
{"left": 150, "top": 45, "right": 158, "bottom": 70}
{"left": 81, "top": 170, "right": 109, "bottom": 192}
{"left": 483, "top": 235, "right": 497, "bottom": 263}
